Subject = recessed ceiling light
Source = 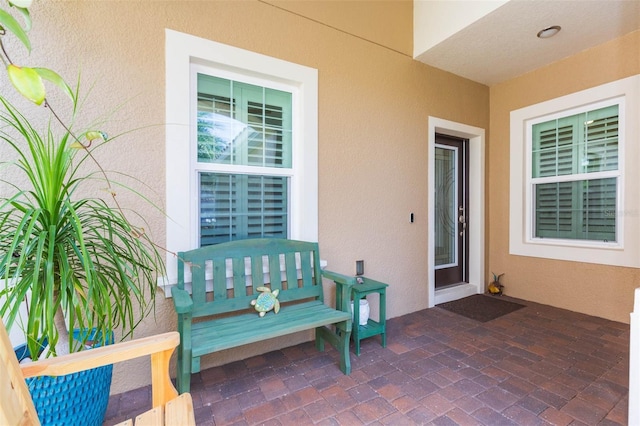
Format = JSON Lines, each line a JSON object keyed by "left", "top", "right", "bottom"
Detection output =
{"left": 537, "top": 25, "right": 561, "bottom": 39}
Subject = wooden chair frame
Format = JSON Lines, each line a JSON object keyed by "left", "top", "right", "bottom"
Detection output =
{"left": 0, "top": 320, "right": 194, "bottom": 425}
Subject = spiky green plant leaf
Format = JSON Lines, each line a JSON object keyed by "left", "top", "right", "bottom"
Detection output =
{"left": 34, "top": 67, "right": 75, "bottom": 102}
{"left": 7, "top": 2, "right": 31, "bottom": 31}
{"left": 0, "top": 95, "right": 164, "bottom": 359}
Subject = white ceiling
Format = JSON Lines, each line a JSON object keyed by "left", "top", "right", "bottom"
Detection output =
{"left": 414, "top": 0, "right": 640, "bottom": 86}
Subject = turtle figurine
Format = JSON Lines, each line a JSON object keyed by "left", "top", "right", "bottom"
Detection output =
{"left": 250, "top": 286, "right": 280, "bottom": 317}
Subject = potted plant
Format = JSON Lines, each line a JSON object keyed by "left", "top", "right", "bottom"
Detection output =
{"left": 0, "top": 1, "right": 165, "bottom": 424}
{"left": 488, "top": 272, "right": 504, "bottom": 295}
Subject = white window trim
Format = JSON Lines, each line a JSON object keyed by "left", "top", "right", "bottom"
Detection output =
{"left": 509, "top": 74, "right": 640, "bottom": 267}
{"left": 163, "top": 29, "right": 318, "bottom": 288}
{"left": 190, "top": 64, "right": 296, "bottom": 246}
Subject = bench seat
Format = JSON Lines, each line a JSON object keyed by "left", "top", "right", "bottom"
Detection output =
{"left": 190, "top": 301, "right": 351, "bottom": 356}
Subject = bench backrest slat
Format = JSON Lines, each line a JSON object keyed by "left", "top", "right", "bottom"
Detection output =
{"left": 177, "top": 239, "right": 324, "bottom": 318}
{"left": 232, "top": 257, "right": 247, "bottom": 297}
{"left": 268, "top": 254, "right": 282, "bottom": 291}
{"left": 285, "top": 252, "right": 298, "bottom": 290}
{"left": 300, "top": 250, "right": 313, "bottom": 287}
{"left": 191, "top": 258, "right": 207, "bottom": 306}
{"left": 250, "top": 254, "right": 264, "bottom": 293}
{"left": 213, "top": 258, "right": 227, "bottom": 301}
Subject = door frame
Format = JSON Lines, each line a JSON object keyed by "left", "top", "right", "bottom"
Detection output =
{"left": 428, "top": 117, "right": 485, "bottom": 307}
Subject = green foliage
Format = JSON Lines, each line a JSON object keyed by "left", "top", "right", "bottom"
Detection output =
{"left": 0, "top": 96, "right": 165, "bottom": 359}
{"left": 0, "top": 3, "right": 31, "bottom": 52}
{"left": 0, "top": 0, "right": 165, "bottom": 360}
{"left": 7, "top": 64, "right": 44, "bottom": 104}
{"left": 1, "top": 0, "right": 72, "bottom": 105}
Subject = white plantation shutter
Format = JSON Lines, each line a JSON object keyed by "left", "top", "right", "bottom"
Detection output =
{"left": 532, "top": 119, "right": 576, "bottom": 178}
{"left": 582, "top": 178, "right": 616, "bottom": 240}
{"left": 247, "top": 100, "right": 291, "bottom": 168}
{"left": 196, "top": 73, "right": 292, "bottom": 246}
{"left": 246, "top": 175, "right": 288, "bottom": 238}
{"left": 584, "top": 109, "right": 619, "bottom": 172}
{"left": 199, "top": 173, "right": 288, "bottom": 245}
{"left": 534, "top": 181, "right": 574, "bottom": 237}
{"left": 531, "top": 105, "right": 618, "bottom": 242}
{"left": 200, "top": 173, "right": 236, "bottom": 245}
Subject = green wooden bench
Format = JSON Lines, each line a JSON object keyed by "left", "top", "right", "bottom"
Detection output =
{"left": 171, "top": 238, "right": 356, "bottom": 393}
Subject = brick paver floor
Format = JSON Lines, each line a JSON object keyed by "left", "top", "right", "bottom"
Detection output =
{"left": 104, "top": 297, "right": 629, "bottom": 425}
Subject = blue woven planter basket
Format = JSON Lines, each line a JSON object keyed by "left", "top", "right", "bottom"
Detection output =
{"left": 15, "top": 329, "right": 113, "bottom": 426}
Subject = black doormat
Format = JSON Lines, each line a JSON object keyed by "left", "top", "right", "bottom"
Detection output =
{"left": 437, "top": 294, "right": 525, "bottom": 322}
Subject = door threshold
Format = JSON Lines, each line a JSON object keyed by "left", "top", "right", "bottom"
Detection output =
{"left": 434, "top": 283, "right": 478, "bottom": 305}
{"left": 436, "top": 282, "right": 466, "bottom": 291}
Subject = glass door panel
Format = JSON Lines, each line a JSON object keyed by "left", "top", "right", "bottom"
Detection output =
{"left": 435, "top": 146, "right": 457, "bottom": 268}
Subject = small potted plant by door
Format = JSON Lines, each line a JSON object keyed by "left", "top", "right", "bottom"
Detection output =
{"left": 488, "top": 272, "right": 504, "bottom": 296}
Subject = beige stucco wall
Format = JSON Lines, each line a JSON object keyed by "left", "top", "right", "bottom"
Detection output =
{"left": 4, "top": 1, "right": 488, "bottom": 394}
{"left": 489, "top": 30, "right": 640, "bottom": 325}
{"left": 6, "top": 0, "right": 639, "bottom": 399}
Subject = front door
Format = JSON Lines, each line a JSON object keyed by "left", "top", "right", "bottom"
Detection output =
{"left": 434, "top": 134, "right": 469, "bottom": 288}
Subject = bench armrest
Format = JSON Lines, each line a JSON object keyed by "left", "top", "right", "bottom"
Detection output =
{"left": 322, "top": 269, "right": 357, "bottom": 312}
{"left": 172, "top": 287, "right": 193, "bottom": 314}
{"left": 322, "top": 269, "right": 358, "bottom": 286}
{"left": 21, "top": 332, "right": 180, "bottom": 408}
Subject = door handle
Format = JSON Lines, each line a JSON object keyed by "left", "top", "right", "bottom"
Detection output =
{"left": 458, "top": 206, "right": 466, "bottom": 235}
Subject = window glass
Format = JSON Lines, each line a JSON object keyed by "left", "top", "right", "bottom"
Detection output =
{"left": 196, "top": 73, "right": 293, "bottom": 246}
{"left": 534, "top": 178, "right": 616, "bottom": 241}
{"left": 531, "top": 105, "right": 618, "bottom": 242}
{"left": 196, "top": 74, "right": 292, "bottom": 168}
{"left": 199, "top": 173, "right": 288, "bottom": 245}
{"left": 434, "top": 146, "right": 457, "bottom": 266}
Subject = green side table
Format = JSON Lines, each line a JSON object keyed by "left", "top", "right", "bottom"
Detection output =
{"left": 351, "top": 277, "right": 389, "bottom": 356}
